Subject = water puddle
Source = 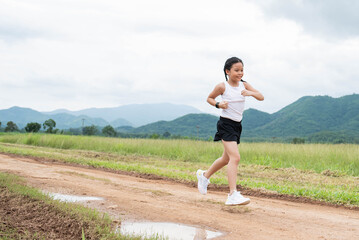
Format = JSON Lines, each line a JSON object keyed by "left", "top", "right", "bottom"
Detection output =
{"left": 119, "top": 220, "right": 224, "bottom": 240}
{"left": 47, "top": 193, "right": 224, "bottom": 239}
{"left": 48, "top": 193, "right": 104, "bottom": 202}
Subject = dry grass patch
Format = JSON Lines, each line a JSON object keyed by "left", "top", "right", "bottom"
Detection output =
{"left": 221, "top": 206, "right": 252, "bottom": 214}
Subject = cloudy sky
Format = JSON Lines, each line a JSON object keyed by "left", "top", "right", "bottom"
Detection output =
{"left": 1, "top": 0, "right": 358, "bottom": 115}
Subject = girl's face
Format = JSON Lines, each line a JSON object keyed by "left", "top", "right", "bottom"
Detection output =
{"left": 226, "top": 62, "right": 243, "bottom": 82}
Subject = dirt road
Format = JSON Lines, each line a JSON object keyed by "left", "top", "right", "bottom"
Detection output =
{"left": 0, "top": 153, "right": 358, "bottom": 240}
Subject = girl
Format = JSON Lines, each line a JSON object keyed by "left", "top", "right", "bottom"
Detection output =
{"left": 197, "top": 57, "right": 264, "bottom": 205}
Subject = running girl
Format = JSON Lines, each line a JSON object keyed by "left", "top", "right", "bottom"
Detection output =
{"left": 197, "top": 57, "right": 264, "bottom": 205}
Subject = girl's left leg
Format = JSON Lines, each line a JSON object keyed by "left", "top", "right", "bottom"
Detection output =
{"left": 222, "top": 140, "right": 250, "bottom": 205}
{"left": 222, "top": 140, "right": 241, "bottom": 194}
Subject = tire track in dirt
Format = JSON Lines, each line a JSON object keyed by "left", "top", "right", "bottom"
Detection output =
{"left": 1, "top": 154, "right": 358, "bottom": 240}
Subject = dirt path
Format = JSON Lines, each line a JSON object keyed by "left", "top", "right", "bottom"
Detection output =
{"left": 0, "top": 154, "right": 358, "bottom": 240}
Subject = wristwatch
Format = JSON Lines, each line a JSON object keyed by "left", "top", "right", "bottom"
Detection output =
{"left": 215, "top": 102, "right": 220, "bottom": 108}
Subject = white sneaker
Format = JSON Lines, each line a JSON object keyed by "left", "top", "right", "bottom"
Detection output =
{"left": 196, "top": 169, "right": 210, "bottom": 195}
{"left": 225, "top": 191, "right": 250, "bottom": 205}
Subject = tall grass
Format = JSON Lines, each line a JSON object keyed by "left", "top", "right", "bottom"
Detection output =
{"left": 1, "top": 133, "right": 358, "bottom": 176}
{"left": 1, "top": 141, "right": 358, "bottom": 206}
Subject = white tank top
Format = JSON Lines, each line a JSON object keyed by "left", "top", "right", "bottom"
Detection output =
{"left": 220, "top": 81, "right": 246, "bottom": 122}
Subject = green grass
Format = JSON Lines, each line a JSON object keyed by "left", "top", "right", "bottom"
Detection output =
{"left": 1, "top": 133, "right": 358, "bottom": 175}
{"left": 0, "top": 171, "right": 166, "bottom": 240}
{"left": 0, "top": 133, "right": 358, "bottom": 207}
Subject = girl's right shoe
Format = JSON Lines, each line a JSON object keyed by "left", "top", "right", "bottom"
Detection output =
{"left": 196, "top": 169, "right": 210, "bottom": 195}
{"left": 225, "top": 190, "right": 250, "bottom": 205}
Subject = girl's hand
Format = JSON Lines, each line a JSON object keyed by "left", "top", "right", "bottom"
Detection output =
{"left": 219, "top": 101, "right": 228, "bottom": 109}
{"left": 242, "top": 82, "right": 264, "bottom": 101}
{"left": 241, "top": 89, "right": 253, "bottom": 97}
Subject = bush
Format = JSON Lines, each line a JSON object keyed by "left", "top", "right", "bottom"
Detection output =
{"left": 292, "top": 137, "right": 305, "bottom": 144}
{"left": 5, "top": 121, "right": 19, "bottom": 132}
{"left": 25, "top": 122, "right": 41, "bottom": 133}
{"left": 83, "top": 125, "right": 98, "bottom": 136}
{"left": 102, "top": 125, "right": 116, "bottom": 137}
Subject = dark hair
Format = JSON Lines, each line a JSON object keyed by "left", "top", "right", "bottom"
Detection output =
{"left": 223, "top": 57, "right": 243, "bottom": 81}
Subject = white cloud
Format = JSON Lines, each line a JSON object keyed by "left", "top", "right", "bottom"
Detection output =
{"left": 0, "top": 0, "right": 358, "bottom": 115}
{"left": 254, "top": 0, "right": 359, "bottom": 38}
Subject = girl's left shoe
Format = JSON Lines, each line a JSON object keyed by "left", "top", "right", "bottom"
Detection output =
{"left": 225, "top": 190, "right": 250, "bottom": 205}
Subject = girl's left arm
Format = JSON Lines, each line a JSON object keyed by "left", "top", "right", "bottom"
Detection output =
{"left": 242, "top": 82, "right": 264, "bottom": 101}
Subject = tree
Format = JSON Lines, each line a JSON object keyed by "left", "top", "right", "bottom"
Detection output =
{"left": 68, "top": 128, "right": 82, "bottom": 135}
{"left": 5, "top": 121, "right": 19, "bottom": 132}
{"left": 150, "top": 133, "right": 159, "bottom": 139}
{"left": 43, "top": 119, "right": 56, "bottom": 133}
{"left": 102, "top": 125, "right": 116, "bottom": 137}
{"left": 292, "top": 138, "right": 305, "bottom": 144}
{"left": 25, "top": 122, "right": 41, "bottom": 133}
{"left": 83, "top": 125, "right": 97, "bottom": 136}
{"left": 163, "top": 131, "right": 171, "bottom": 138}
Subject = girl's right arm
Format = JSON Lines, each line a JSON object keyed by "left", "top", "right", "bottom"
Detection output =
{"left": 207, "top": 83, "right": 228, "bottom": 109}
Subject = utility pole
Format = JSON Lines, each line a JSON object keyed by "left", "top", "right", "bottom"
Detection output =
{"left": 82, "top": 119, "right": 85, "bottom": 135}
{"left": 196, "top": 125, "right": 199, "bottom": 140}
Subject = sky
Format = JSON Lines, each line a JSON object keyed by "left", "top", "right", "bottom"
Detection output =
{"left": 1, "top": 0, "right": 358, "bottom": 115}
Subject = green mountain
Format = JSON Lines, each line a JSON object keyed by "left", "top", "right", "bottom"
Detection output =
{"left": 0, "top": 107, "right": 109, "bottom": 129}
{"left": 110, "top": 118, "right": 133, "bottom": 128}
{"left": 241, "top": 108, "right": 273, "bottom": 129}
{"left": 121, "top": 94, "right": 359, "bottom": 142}
{"left": 0, "top": 107, "right": 46, "bottom": 127}
{"left": 1, "top": 94, "right": 358, "bottom": 143}
{"left": 0, "top": 103, "right": 201, "bottom": 129}
{"left": 243, "top": 94, "right": 359, "bottom": 138}
{"left": 130, "top": 114, "right": 219, "bottom": 139}
{"left": 44, "top": 103, "right": 202, "bottom": 127}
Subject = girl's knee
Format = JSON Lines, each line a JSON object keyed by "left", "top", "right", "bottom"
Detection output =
{"left": 230, "top": 156, "right": 240, "bottom": 165}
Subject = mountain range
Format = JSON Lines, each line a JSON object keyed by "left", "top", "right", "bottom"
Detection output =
{"left": 1, "top": 94, "right": 358, "bottom": 142}
{"left": 43, "top": 103, "right": 201, "bottom": 127}
{"left": 0, "top": 103, "right": 202, "bottom": 129}
{"left": 118, "top": 113, "right": 219, "bottom": 139}
{"left": 242, "top": 94, "right": 359, "bottom": 138}
{"left": 117, "top": 94, "right": 359, "bottom": 142}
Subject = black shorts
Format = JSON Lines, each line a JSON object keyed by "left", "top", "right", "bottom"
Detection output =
{"left": 214, "top": 117, "right": 242, "bottom": 144}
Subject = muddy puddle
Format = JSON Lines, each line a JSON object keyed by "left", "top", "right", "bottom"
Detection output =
{"left": 47, "top": 192, "right": 224, "bottom": 239}
{"left": 119, "top": 220, "right": 224, "bottom": 239}
{"left": 47, "top": 192, "right": 104, "bottom": 202}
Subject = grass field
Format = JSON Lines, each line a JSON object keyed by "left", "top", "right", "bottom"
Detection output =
{"left": 0, "top": 133, "right": 358, "bottom": 206}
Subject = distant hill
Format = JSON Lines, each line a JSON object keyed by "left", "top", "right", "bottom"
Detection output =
{"left": 243, "top": 94, "right": 359, "bottom": 138}
{"left": 109, "top": 118, "right": 132, "bottom": 128}
{"left": 0, "top": 103, "right": 202, "bottom": 129}
{"left": 0, "top": 107, "right": 46, "bottom": 127}
{"left": 0, "top": 107, "right": 109, "bottom": 129}
{"left": 129, "top": 114, "right": 218, "bottom": 139}
{"left": 119, "top": 94, "right": 359, "bottom": 142}
{"left": 241, "top": 108, "right": 273, "bottom": 130}
{"left": 44, "top": 103, "right": 202, "bottom": 127}
{"left": 1, "top": 95, "right": 358, "bottom": 143}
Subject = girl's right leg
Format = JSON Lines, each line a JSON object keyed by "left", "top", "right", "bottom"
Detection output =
{"left": 196, "top": 149, "right": 229, "bottom": 195}
{"left": 203, "top": 150, "right": 229, "bottom": 179}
